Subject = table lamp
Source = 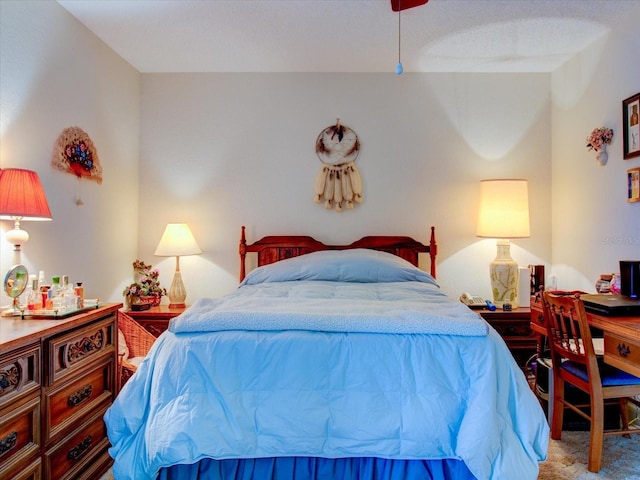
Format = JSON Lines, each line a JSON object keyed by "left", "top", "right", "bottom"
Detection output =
{"left": 477, "top": 179, "right": 530, "bottom": 308}
{"left": 154, "top": 223, "right": 201, "bottom": 308}
{"left": 0, "top": 168, "right": 53, "bottom": 265}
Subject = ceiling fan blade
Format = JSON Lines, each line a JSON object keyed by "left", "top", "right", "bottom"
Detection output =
{"left": 390, "top": 0, "right": 429, "bottom": 12}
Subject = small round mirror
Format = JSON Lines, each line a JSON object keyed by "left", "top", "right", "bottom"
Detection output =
{"left": 4, "top": 264, "right": 29, "bottom": 315}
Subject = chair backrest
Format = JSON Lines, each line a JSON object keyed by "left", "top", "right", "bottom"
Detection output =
{"left": 542, "top": 291, "right": 602, "bottom": 387}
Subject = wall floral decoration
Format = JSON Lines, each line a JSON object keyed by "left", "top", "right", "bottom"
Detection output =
{"left": 585, "top": 126, "right": 613, "bottom": 166}
{"left": 313, "top": 119, "right": 363, "bottom": 212}
{"left": 52, "top": 126, "right": 103, "bottom": 204}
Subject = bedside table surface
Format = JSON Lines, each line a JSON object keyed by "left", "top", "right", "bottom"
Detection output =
{"left": 477, "top": 307, "right": 531, "bottom": 319}
{"left": 125, "top": 305, "right": 189, "bottom": 319}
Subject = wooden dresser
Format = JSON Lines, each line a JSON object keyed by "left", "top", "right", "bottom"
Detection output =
{"left": 0, "top": 304, "right": 120, "bottom": 480}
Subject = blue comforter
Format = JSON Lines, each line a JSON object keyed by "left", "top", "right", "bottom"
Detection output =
{"left": 105, "top": 250, "right": 548, "bottom": 480}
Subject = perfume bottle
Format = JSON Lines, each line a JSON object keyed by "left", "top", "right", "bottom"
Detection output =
{"left": 75, "top": 283, "right": 84, "bottom": 308}
{"left": 27, "top": 279, "right": 43, "bottom": 310}
{"left": 48, "top": 275, "right": 62, "bottom": 310}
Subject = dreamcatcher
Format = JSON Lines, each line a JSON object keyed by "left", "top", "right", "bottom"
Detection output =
{"left": 313, "top": 120, "right": 363, "bottom": 212}
{"left": 52, "top": 126, "right": 102, "bottom": 205}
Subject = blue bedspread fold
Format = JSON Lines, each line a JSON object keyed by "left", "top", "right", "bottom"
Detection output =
{"left": 170, "top": 281, "right": 488, "bottom": 336}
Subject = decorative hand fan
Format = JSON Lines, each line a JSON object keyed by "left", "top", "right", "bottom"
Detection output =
{"left": 313, "top": 120, "right": 363, "bottom": 212}
{"left": 52, "top": 126, "right": 102, "bottom": 205}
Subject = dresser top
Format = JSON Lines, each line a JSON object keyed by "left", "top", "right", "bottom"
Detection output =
{"left": 0, "top": 303, "right": 121, "bottom": 351}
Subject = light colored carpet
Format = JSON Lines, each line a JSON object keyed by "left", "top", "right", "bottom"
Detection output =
{"left": 538, "top": 431, "right": 640, "bottom": 479}
{"left": 100, "top": 432, "right": 640, "bottom": 479}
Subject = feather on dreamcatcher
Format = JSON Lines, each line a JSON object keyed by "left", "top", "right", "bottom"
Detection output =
{"left": 313, "top": 120, "right": 363, "bottom": 212}
{"left": 52, "top": 126, "right": 102, "bottom": 205}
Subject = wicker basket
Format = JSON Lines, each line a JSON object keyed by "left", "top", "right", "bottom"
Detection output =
{"left": 117, "top": 312, "right": 157, "bottom": 391}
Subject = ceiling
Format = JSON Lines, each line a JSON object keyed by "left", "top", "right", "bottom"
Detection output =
{"left": 56, "top": 0, "right": 639, "bottom": 74}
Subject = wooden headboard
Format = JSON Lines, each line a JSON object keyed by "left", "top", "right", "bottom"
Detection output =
{"left": 239, "top": 226, "right": 437, "bottom": 282}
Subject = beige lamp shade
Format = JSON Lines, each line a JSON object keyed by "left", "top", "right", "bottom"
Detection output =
{"left": 154, "top": 223, "right": 202, "bottom": 257}
{"left": 477, "top": 179, "right": 530, "bottom": 238}
{"left": 476, "top": 179, "right": 530, "bottom": 308}
{"left": 154, "top": 223, "right": 201, "bottom": 308}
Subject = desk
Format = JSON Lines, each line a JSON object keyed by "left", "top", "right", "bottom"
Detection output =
{"left": 530, "top": 296, "right": 640, "bottom": 377}
{"left": 589, "top": 312, "right": 640, "bottom": 377}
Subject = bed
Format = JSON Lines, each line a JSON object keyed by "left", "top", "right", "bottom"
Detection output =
{"left": 105, "top": 226, "right": 549, "bottom": 480}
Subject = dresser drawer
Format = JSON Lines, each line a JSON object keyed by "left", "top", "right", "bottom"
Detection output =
{"left": 43, "top": 405, "right": 110, "bottom": 480}
{"left": 44, "top": 357, "right": 113, "bottom": 443}
{"left": 0, "top": 343, "right": 40, "bottom": 409}
{"left": 488, "top": 318, "right": 533, "bottom": 340}
{"left": 1, "top": 457, "right": 41, "bottom": 480}
{"left": 0, "top": 395, "right": 40, "bottom": 478}
{"left": 604, "top": 332, "right": 640, "bottom": 378}
{"left": 45, "top": 315, "right": 115, "bottom": 386}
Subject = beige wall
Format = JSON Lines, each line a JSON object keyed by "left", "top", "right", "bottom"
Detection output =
{"left": 138, "top": 73, "right": 550, "bottom": 300}
{"left": 0, "top": 0, "right": 140, "bottom": 306}
{"left": 550, "top": 8, "right": 640, "bottom": 292}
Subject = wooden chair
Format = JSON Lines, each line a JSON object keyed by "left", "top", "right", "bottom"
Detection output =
{"left": 117, "top": 311, "right": 157, "bottom": 392}
{"left": 542, "top": 291, "right": 640, "bottom": 472}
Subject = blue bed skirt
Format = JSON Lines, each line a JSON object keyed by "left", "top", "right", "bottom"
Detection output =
{"left": 157, "top": 457, "right": 477, "bottom": 480}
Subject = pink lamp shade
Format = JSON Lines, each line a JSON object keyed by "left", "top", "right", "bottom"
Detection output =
{"left": 0, "top": 168, "right": 52, "bottom": 221}
{"left": 0, "top": 168, "right": 52, "bottom": 265}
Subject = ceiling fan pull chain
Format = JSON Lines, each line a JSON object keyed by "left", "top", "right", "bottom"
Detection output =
{"left": 396, "top": 0, "right": 403, "bottom": 75}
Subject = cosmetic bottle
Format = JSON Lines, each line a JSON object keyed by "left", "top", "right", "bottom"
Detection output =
{"left": 28, "top": 279, "right": 43, "bottom": 310}
{"left": 75, "top": 283, "right": 84, "bottom": 308}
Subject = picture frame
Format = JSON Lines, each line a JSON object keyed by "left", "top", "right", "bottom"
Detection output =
{"left": 628, "top": 167, "right": 640, "bottom": 203}
{"left": 622, "top": 93, "right": 640, "bottom": 159}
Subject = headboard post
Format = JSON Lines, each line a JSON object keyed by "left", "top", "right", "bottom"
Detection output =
{"left": 429, "top": 225, "right": 437, "bottom": 279}
{"left": 239, "top": 225, "right": 247, "bottom": 282}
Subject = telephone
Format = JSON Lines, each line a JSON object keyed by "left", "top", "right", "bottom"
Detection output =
{"left": 459, "top": 292, "right": 486, "bottom": 309}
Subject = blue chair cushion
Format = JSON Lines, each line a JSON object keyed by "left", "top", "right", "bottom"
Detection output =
{"left": 561, "top": 360, "right": 640, "bottom": 386}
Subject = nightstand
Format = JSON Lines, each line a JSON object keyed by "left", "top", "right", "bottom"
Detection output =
{"left": 123, "top": 305, "right": 188, "bottom": 337}
{"left": 478, "top": 307, "right": 536, "bottom": 368}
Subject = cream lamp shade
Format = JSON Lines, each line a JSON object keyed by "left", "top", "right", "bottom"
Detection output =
{"left": 477, "top": 179, "right": 530, "bottom": 308}
{"left": 154, "top": 223, "right": 202, "bottom": 308}
{"left": 0, "top": 168, "right": 53, "bottom": 265}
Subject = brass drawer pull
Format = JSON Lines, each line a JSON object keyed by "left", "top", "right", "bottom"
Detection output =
{"left": 68, "top": 384, "right": 92, "bottom": 407}
{"left": 0, "top": 431, "right": 18, "bottom": 457}
{"left": 617, "top": 343, "right": 631, "bottom": 358}
{"left": 67, "top": 434, "right": 92, "bottom": 461}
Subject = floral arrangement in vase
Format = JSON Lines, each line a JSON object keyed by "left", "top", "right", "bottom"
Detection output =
{"left": 586, "top": 127, "right": 613, "bottom": 166}
{"left": 123, "top": 260, "right": 166, "bottom": 307}
{"left": 586, "top": 127, "right": 613, "bottom": 151}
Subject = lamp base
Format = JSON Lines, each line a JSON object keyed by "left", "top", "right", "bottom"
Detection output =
{"left": 167, "top": 262, "right": 188, "bottom": 308}
{"left": 489, "top": 239, "right": 520, "bottom": 308}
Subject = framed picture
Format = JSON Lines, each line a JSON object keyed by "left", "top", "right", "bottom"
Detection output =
{"left": 623, "top": 93, "right": 640, "bottom": 159}
{"left": 628, "top": 167, "right": 640, "bottom": 203}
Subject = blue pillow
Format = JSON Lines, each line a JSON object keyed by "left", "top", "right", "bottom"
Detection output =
{"left": 240, "top": 249, "right": 438, "bottom": 287}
